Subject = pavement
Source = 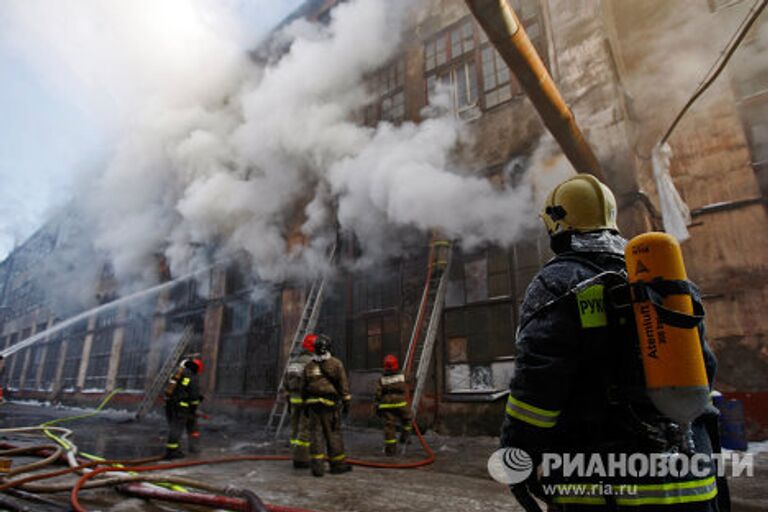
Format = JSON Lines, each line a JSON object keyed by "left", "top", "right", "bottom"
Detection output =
{"left": 0, "top": 401, "right": 766, "bottom": 511}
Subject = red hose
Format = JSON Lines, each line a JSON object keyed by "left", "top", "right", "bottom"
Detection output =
{"left": 70, "top": 455, "right": 293, "bottom": 512}
{"left": 118, "top": 483, "right": 316, "bottom": 512}
{"left": 347, "top": 421, "right": 434, "bottom": 469}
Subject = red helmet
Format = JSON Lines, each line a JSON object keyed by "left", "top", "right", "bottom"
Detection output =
{"left": 383, "top": 354, "right": 399, "bottom": 372}
{"left": 302, "top": 333, "right": 317, "bottom": 353}
{"left": 185, "top": 358, "right": 204, "bottom": 374}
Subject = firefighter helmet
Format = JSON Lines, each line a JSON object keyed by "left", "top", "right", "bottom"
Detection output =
{"left": 383, "top": 354, "right": 399, "bottom": 372}
{"left": 184, "top": 358, "right": 203, "bottom": 374}
{"left": 302, "top": 333, "right": 317, "bottom": 353}
{"left": 541, "top": 174, "right": 618, "bottom": 236}
{"left": 313, "top": 334, "right": 332, "bottom": 356}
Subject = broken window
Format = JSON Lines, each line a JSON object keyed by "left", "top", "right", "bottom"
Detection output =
{"left": 448, "top": 246, "right": 514, "bottom": 306}
{"left": 442, "top": 303, "right": 515, "bottom": 392}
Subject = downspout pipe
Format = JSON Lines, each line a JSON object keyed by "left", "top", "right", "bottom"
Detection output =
{"left": 465, "top": 0, "right": 604, "bottom": 181}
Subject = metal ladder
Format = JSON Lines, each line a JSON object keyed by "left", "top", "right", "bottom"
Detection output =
{"left": 405, "top": 239, "right": 453, "bottom": 419}
{"left": 135, "top": 325, "right": 194, "bottom": 420}
{"left": 265, "top": 243, "right": 337, "bottom": 439}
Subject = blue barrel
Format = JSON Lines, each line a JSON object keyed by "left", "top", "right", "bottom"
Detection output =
{"left": 713, "top": 395, "right": 748, "bottom": 451}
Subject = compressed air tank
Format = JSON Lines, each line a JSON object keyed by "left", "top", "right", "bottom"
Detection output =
{"left": 625, "top": 232, "right": 709, "bottom": 425}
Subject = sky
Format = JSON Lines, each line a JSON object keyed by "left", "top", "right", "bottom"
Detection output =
{"left": 0, "top": 0, "right": 303, "bottom": 261}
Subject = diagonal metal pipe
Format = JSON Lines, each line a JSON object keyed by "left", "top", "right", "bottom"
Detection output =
{"left": 466, "top": 0, "right": 604, "bottom": 180}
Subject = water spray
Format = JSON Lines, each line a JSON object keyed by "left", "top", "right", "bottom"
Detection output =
{"left": 0, "top": 265, "right": 214, "bottom": 359}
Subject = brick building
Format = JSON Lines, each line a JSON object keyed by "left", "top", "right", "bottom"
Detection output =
{"left": 1, "top": 0, "right": 766, "bottom": 436}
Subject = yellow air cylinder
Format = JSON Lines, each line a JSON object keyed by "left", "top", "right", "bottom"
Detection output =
{"left": 625, "top": 232, "right": 709, "bottom": 425}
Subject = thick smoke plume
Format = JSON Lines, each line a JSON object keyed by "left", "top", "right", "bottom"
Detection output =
{"left": 4, "top": 0, "right": 564, "bottom": 300}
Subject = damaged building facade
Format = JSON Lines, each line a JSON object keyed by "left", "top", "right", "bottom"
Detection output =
{"left": 1, "top": 0, "right": 767, "bottom": 436}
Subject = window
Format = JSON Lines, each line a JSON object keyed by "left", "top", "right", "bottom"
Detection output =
{"left": 7, "top": 350, "right": 27, "bottom": 390}
{"left": 222, "top": 301, "right": 250, "bottom": 334}
{"left": 443, "top": 302, "right": 515, "bottom": 392}
{"left": 216, "top": 297, "right": 279, "bottom": 396}
{"left": 351, "top": 313, "right": 399, "bottom": 370}
{"left": 365, "top": 60, "right": 406, "bottom": 124}
{"left": 24, "top": 344, "right": 44, "bottom": 390}
{"left": 116, "top": 316, "right": 152, "bottom": 391}
{"left": 352, "top": 269, "right": 400, "bottom": 315}
{"left": 482, "top": 46, "right": 519, "bottom": 108}
{"left": 61, "top": 326, "right": 86, "bottom": 391}
{"left": 425, "top": 20, "right": 480, "bottom": 114}
{"left": 349, "top": 264, "right": 402, "bottom": 370}
{"left": 84, "top": 327, "right": 113, "bottom": 390}
{"left": 446, "top": 246, "right": 513, "bottom": 306}
{"left": 40, "top": 336, "right": 62, "bottom": 391}
{"left": 425, "top": 20, "right": 475, "bottom": 72}
{"left": 382, "top": 91, "right": 405, "bottom": 122}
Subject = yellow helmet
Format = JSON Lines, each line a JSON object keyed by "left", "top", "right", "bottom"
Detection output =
{"left": 541, "top": 174, "right": 618, "bottom": 236}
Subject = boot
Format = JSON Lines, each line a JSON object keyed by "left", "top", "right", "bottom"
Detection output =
{"left": 164, "top": 448, "right": 185, "bottom": 460}
{"left": 330, "top": 462, "right": 352, "bottom": 474}
{"left": 385, "top": 443, "right": 397, "bottom": 456}
{"left": 311, "top": 460, "right": 325, "bottom": 477}
{"left": 293, "top": 460, "right": 310, "bottom": 469}
{"left": 189, "top": 431, "right": 201, "bottom": 454}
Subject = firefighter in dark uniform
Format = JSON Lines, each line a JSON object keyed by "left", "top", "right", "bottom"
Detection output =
{"left": 501, "top": 174, "right": 726, "bottom": 511}
{"left": 302, "top": 334, "right": 352, "bottom": 477}
{"left": 286, "top": 333, "right": 316, "bottom": 468}
{"left": 374, "top": 354, "right": 412, "bottom": 455}
{"left": 165, "top": 358, "right": 203, "bottom": 459}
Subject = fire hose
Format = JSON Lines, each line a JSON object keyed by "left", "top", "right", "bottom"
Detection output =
{"left": 2, "top": 252, "right": 443, "bottom": 510}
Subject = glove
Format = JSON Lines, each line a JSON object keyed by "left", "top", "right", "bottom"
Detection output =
{"left": 341, "top": 401, "right": 350, "bottom": 419}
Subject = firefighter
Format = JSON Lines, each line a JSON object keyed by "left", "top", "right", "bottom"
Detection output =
{"left": 164, "top": 357, "right": 204, "bottom": 459}
{"left": 285, "top": 333, "right": 316, "bottom": 468}
{"left": 302, "top": 334, "right": 352, "bottom": 477}
{"left": 373, "top": 354, "right": 412, "bottom": 455}
{"left": 500, "top": 174, "right": 725, "bottom": 510}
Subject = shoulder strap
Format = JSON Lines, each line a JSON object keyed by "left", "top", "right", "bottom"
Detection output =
{"left": 637, "top": 279, "right": 705, "bottom": 329}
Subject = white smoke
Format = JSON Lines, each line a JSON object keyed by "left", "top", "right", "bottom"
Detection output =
{"left": 4, "top": 0, "right": 558, "bottom": 294}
